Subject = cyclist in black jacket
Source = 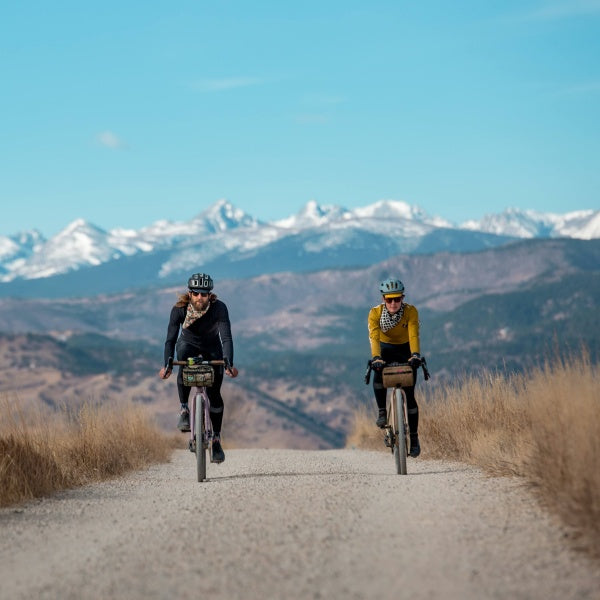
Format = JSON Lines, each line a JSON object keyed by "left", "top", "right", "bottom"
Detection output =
{"left": 159, "top": 272, "right": 238, "bottom": 462}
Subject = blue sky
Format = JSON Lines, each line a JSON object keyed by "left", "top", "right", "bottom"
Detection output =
{"left": 1, "top": 0, "right": 599, "bottom": 237}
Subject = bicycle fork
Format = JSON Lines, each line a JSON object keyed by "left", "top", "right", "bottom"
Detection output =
{"left": 188, "top": 393, "right": 197, "bottom": 453}
{"left": 383, "top": 391, "right": 408, "bottom": 449}
{"left": 384, "top": 394, "right": 396, "bottom": 450}
{"left": 188, "top": 392, "right": 212, "bottom": 454}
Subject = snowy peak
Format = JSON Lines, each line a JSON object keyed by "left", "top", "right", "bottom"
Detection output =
{"left": 54, "top": 219, "right": 108, "bottom": 241}
{"left": 352, "top": 199, "right": 417, "bottom": 219}
{"left": 17, "top": 219, "right": 119, "bottom": 279}
{"left": 0, "top": 229, "right": 44, "bottom": 261}
{"left": 47, "top": 219, "right": 113, "bottom": 262}
{"left": 274, "top": 200, "right": 350, "bottom": 229}
{"left": 460, "top": 207, "right": 599, "bottom": 239}
{"left": 14, "top": 229, "right": 45, "bottom": 247}
{"left": 552, "top": 210, "right": 600, "bottom": 240}
{"left": 0, "top": 199, "right": 261, "bottom": 282}
{"left": 194, "top": 198, "right": 260, "bottom": 232}
{"left": 351, "top": 199, "right": 452, "bottom": 228}
{"left": 0, "top": 199, "right": 598, "bottom": 284}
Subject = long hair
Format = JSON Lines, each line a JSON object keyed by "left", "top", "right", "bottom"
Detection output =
{"left": 175, "top": 291, "right": 217, "bottom": 308}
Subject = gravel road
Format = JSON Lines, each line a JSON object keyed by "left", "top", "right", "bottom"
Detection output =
{"left": 1, "top": 449, "right": 598, "bottom": 600}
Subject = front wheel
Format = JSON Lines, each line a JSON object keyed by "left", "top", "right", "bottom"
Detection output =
{"left": 393, "top": 389, "right": 408, "bottom": 475}
{"left": 195, "top": 393, "right": 207, "bottom": 482}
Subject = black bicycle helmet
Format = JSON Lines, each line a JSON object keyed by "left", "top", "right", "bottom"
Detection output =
{"left": 188, "top": 272, "right": 214, "bottom": 292}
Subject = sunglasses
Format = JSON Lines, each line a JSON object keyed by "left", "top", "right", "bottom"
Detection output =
{"left": 190, "top": 291, "right": 209, "bottom": 297}
{"left": 384, "top": 296, "right": 404, "bottom": 304}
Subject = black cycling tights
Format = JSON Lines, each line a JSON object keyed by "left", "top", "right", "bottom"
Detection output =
{"left": 175, "top": 340, "right": 225, "bottom": 434}
{"left": 372, "top": 342, "right": 419, "bottom": 435}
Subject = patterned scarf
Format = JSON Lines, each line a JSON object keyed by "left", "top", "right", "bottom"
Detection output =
{"left": 380, "top": 303, "right": 405, "bottom": 333}
{"left": 183, "top": 301, "right": 209, "bottom": 329}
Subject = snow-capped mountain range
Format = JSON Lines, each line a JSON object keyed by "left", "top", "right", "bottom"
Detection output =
{"left": 0, "top": 199, "right": 598, "bottom": 296}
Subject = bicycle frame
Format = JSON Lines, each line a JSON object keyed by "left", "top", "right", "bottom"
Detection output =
{"left": 169, "top": 356, "right": 225, "bottom": 483}
{"left": 365, "top": 357, "right": 430, "bottom": 476}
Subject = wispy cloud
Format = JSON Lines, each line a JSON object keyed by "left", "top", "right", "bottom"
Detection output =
{"left": 193, "top": 77, "right": 263, "bottom": 92}
{"left": 96, "top": 131, "right": 127, "bottom": 149}
{"left": 520, "top": 0, "right": 600, "bottom": 20}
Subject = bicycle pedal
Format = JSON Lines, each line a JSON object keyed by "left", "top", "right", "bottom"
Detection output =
{"left": 383, "top": 431, "right": 393, "bottom": 448}
{"left": 188, "top": 439, "right": 196, "bottom": 453}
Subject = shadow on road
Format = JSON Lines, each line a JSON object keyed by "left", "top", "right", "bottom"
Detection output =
{"left": 197, "top": 464, "right": 473, "bottom": 482}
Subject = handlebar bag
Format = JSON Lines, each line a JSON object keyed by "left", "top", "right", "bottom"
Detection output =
{"left": 182, "top": 365, "right": 214, "bottom": 387}
{"left": 382, "top": 364, "right": 414, "bottom": 388}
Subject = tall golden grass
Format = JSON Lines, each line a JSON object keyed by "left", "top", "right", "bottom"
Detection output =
{"left": 0, "top": 399, "right": 175, "bottom": 507}
{"left": 347, "top": 354, "right": 600, "bottom": 558}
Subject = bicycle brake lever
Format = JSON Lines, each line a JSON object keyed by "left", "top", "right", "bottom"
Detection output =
{"left": 421, "top": 360, "right": 430, "bottom": 381}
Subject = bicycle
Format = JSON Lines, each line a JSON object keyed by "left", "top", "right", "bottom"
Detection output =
{"left": 365, "top": 357, "right": 430, "bottom": 475}
{"left": 167, "top": 356, "right": 225, "bottom": 482}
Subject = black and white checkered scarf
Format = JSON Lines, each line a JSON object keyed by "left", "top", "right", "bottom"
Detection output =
{"left": 379, "top": 303, "right": 405, "bottom": 333}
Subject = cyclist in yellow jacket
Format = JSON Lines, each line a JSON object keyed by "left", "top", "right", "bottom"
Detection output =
{"left": 368, "top": 278, "right": 422, "bottom": 457}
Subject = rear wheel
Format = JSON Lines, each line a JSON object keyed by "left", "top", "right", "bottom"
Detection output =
{"left": 393, "top": 389, "right": 408, "bottom": 475}
{"left": 195, "top": 393, "right": 207, "bottom": 482}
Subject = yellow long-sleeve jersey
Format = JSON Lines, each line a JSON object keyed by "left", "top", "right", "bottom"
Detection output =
{"left": 368, "top": 303, "right": 420, "bottom": 358}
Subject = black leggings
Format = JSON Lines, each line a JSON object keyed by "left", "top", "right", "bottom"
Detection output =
{"left": 372, "top": 342, "right": 419, "bottom": 435}
{"left": 175, "top": 339, "right": 225, "bottom": 434}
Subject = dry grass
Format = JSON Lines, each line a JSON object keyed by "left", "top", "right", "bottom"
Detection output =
{"left": 0, "top": 399, "right": 176, "bottom": 507}
{"left": 348, "top": 354, "right": 600, "bottom": 558}
{"left": 346, "top": 404, "right": 388, "bottom": 452}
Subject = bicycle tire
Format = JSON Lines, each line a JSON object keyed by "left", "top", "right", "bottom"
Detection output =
{"left": 386, "top": 389, "right": 395, "bottom": 455}
{"left": 196, "top": 392, "right": 207, "bottom": 482}
{"left": 393, "top": 389, "right": 408, "bottom": 475}
{"left": 401, "top": 388, "right": 411, "bottom": 463}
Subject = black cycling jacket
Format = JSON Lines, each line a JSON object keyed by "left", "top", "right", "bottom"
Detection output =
{"left": 163, "top": 299, "right": 234, "bottom": 367}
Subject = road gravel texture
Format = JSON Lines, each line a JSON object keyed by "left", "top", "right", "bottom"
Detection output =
{"left": 1, "top": 449, "right": 598, "bottom": 600}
